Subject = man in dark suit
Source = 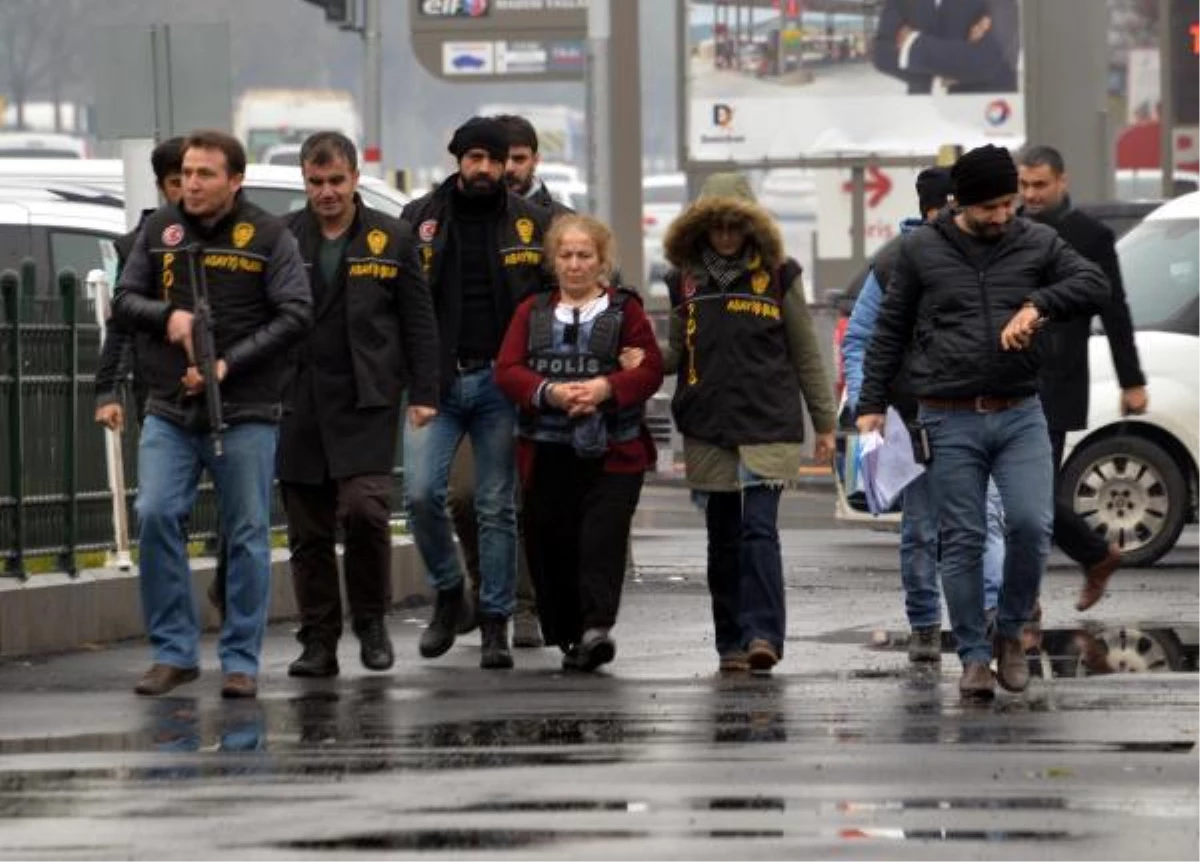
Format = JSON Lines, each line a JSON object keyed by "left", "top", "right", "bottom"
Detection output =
{"left": 1018, "top": 144, "right": 1149, "bottom": 612}
{"left": 873, "top": 0, "right": 1018, "bottom": 94}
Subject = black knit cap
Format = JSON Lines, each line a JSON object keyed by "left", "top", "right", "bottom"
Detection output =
{"left": 447, "top": 116, "right": 509, "bottom": 162}
{"left": 915, "top": 166, "right": 953, "bottom": 213}
{"left": 951, "top": 144, "right": 1018, "bottom": 206}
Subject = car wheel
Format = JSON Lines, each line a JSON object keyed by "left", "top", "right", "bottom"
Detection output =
{"left": 1060, "top": 435, "right": 1188, "bottom": 568}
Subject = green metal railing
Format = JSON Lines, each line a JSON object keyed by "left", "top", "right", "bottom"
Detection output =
{"left": 1, "top": 258, "right": 409, "bottom": 579}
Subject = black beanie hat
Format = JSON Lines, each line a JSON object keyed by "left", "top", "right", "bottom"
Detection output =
{"left": 951, "top": 144, "right": 1018, "bottom": 206}
{"left": 447, "top": 116, "right": 510, "bottom": 162}
{"left": 915, "top": 166, "right": 953, "bottom": 214}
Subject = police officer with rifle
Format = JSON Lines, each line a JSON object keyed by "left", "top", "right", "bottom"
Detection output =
{"left": 114, "top": 130, "right": 312, "bottom": 700}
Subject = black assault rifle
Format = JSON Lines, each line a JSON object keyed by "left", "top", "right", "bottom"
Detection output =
{"left": 185, "top": 243, "right": 225, "bottom": 457}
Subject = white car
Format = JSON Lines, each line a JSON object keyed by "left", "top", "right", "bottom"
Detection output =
{"left": 0, "top": 131, "right": 89, "bottom": 159}
{"left": 642, "top": 172, "right": 687, "bottom": 286}
{"left": 0, "top": 159, "right": 410, "bottom": 218}
{"left": 1115, "top": 169, "right": 1199, "bottom": 202}
{"left": 536, "top": 162, "right": 582, "bottom": 188}
{"left": 260, "top": 143, "right": 303, "bottom": 166}
{"left": 0, "top": 191, "right": 124, "bottom": 291}
{"left": 1060, "top": 191, "right": 1199, "bottom": 566}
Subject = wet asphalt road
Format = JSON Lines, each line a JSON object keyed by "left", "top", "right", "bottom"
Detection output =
{"left": 0, "top": 484, "right": 1196, "bottom": 860}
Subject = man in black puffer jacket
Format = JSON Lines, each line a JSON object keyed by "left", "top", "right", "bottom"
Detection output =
{"left": 858, "top": 145, "right": 1108, "bottom": 700}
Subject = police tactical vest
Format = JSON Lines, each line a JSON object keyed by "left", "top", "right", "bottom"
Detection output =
{"left": 670, "top": 260, "right": 806, "bottom": 448}
{"left": 137, "top": 199, "right": 291, "bottom": 411}
{"left": 520, "top": 289, "right": 644, "bottom": 446}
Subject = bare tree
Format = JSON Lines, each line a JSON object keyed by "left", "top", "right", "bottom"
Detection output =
{"left": 0, "top": 0, "right": 93, "bottom": 129}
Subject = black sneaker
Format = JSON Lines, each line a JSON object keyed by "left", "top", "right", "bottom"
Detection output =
{"left": 562, "top": 629, "right": 615, "bottom": 672}
{"left": 479, "top": 615, "right": 514, "bottom": 669}
{"left": 420, "top": 585, "right": 467, "bottom": 659}
{"left": 288, "top": 641, "right": 340, "bottom": 678}
{"left": 354, "top": 617, "right": 395, "bottom": 672}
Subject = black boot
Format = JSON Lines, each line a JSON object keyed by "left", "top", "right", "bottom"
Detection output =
{"left": 420, "top": 585, "right": 467, "bottom": 659}
{"left": 354, "top": 616, "right": 395, "bottom": 671}
{"left": 479, "top": 615, "right": 514, "bottom": 669}
{"left": 288, "top": 641, "right": 340, "bottom": 678}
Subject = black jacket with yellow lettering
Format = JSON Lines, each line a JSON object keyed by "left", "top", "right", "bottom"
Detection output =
{"left": 401, "top": 174, "right": 553, "bottom": 391}
{"left": 276, "top": 200, "right": 440, "bottom": 483}
{"left": 113, "top": 194, "right": 312, "bottom": 428}
{"left": 663, "top": 194, "right": 808, "bottom": 448}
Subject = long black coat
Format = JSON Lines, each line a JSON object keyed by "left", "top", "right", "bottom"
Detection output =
{"left": 1029, "top": 200, "right": 1145, "bottom": 431}
{"left": 277, "top": 201, "right": 439, "bottom": 484}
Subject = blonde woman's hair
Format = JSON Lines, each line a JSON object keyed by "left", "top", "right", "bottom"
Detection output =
{"left": 544, "top": 214, "right": 618, "bottom": 282}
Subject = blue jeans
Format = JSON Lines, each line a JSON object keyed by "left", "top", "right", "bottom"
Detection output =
{"left": 703, "top": 484, "right": 786, "bottom": 656}
{"left": 135, "top": 417, "right": 277, "bottom": 675}
{"left": 920, "top": 397, "right": 1053, "bottom": 666}
{"left": 403, "top": 369, "right": 517, "bottom": 617}
{"left": 901, "top": 475, "right": 1005, "bottom": 628}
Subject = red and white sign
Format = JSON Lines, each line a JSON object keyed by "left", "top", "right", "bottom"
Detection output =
{"left": 1174, "top": 126, "right": 1199, "bottom": 173}
{"left": 817, "top": 166, "right": 922, "bottom": 259}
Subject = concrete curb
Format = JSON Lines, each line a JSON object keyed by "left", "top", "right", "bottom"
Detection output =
{"left": 0, "top": 539, "right": 431, "bottom": 659}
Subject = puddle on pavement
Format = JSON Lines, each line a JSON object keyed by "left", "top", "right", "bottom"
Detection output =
{"left": 277, "top": 829, "right": 646, "bottom": 851}
{"left": 810, "top": 623, "right": 1199, "bottom": 675}
{"left": 839, "top": 827, "right": 1074, "bottom": 842}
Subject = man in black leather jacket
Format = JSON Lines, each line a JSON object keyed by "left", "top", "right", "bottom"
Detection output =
{"left": 858, "top": 145, "right": 1108, "bottom": 700}
{"left": 114, "top": 130, "right": 312, "bottom": 700}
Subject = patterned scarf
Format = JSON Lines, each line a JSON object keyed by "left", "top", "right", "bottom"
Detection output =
{"left": 701, "top": 245, "right": 748, "bottom": 290}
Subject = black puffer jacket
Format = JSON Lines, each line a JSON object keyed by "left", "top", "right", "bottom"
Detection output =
{"left": 859, "top": 211, "right": 1109, "bottom": 414}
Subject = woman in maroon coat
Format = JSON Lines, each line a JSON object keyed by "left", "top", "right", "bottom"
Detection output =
{"left": 495, "top": 215, "right": 664, "bottom": 672}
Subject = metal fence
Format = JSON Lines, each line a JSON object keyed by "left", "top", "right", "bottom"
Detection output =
{"left": 0, "top": 260, "right": 405, "bottom": 579}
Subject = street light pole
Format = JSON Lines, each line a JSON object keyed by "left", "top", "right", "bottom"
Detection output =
{"left": 1159, "top": 0, "right": 1175, "bottom": 199}
{"left": 362, "top": 0, "right": 383, "bottom": 177}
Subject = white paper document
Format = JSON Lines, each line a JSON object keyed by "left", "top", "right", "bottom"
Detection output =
{"left": 860, "top": 407, "right": 926, "bottom": 515}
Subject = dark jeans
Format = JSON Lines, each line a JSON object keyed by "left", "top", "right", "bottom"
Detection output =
{"left": 523, "top": 442, "right": 643, "bottom": 648}
{"left": 704, "top": 485, "right": 786, "bottom": 657}
{"left": 1050, "top": 429, "right": 1110, "bottom": 567}
{"left": 282, "top": 474, "right": 394, "bottom": 648}
{"left": 447, "top": 437, "right": 538, "bottom": 617}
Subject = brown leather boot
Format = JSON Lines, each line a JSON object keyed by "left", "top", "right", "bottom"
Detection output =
{"left": 993, "top": 636, "right": 1030, "bottom": 692}
{"left": 1077, "top": 544, "right": 1121, "bottom": 611}
{"left": 746, "top": 639, "right": 780, "bottom": 675}
{"left": 220, "top": 672, "right": 258, "bottom": 699}
{"left": 958, "top": 662, "right": 995, "bottom": 699}
{"left": 134, "top": 663, "right": 199, "bottom": 696}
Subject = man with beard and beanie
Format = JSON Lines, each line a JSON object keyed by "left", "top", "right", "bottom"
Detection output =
{"left": 278, "top": 132, "right": 440, "bottom": 679}
{"left": 843, "top": 166, "right": 1006, "bottom": 663}
{"left": 443, "top": 112, "right": 567, "bottom": 650}
{"left": 114, "top": 130, "right": 312, "bottom": 699}
{"left": 857, "top": 145, "right": 1108, "bottom": 700}
{"left": 1017, "top": 144, "right": 1147, "bottom": 612}
{"left": 400, "top": 116, "right": 554, "bottom": 669}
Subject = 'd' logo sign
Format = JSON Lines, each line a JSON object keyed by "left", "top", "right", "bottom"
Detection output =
{"left": 712, "top": 103, "right": 734, "bottom": 128}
